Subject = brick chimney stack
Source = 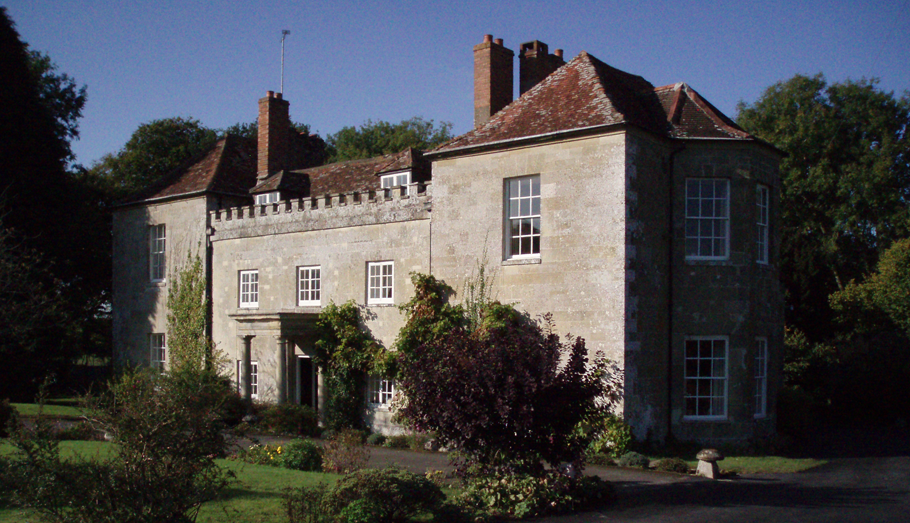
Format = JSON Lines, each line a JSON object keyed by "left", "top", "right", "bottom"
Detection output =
{"left": 473, "top": 34, "right": 514, "bottom": 128}
{"left": 257, "top": 91, "right": 290, "bottom": 180}
{"left": 519, "top": 41, "right": 565, "bottom": 96}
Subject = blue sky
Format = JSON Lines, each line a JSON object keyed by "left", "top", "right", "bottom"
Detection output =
{"left": 6, "top": 0, "right": 909, "bottom": 167}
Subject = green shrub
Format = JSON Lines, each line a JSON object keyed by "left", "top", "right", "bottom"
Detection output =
{"left": 587, "top": 453, "right": 615, "bottom": 466}
{"left": 384, "top": 434, "right": 410, "bottom": 449}
{"left": 617, "top": 451, "right": 650, "bottom": 469}
{"left": 459, "top": 471, "right": 613, "bottom": 519}
{"left": 408, "top": 432, "right": 432, "bottom": 451}
{"left": 586, "top": 413, "right": 633, "bottom": 459}
{"left": 53, "top": 420, "right": 99, "bottom": 441}
{"left": 654, "top": 457, "right": 690, "bottom": 474}
{"left": 284, "top": 483, "right": 333, "bottom": 523}
{"left": 322, "top": 429, "right": 369, "bottom": 474}
{"left": 260, "top": 403, "right": 319, "bottom": 436}
{"left": 326, "top": 467, "right": 446, "bottom": 522}
{"left": 282, "top": 438, "right": 323, "bottom": 471}
{"left": 0, "top": 398, "right": 15, "bottom": 437}
{"left": 11, "top": 370, "right": 235, "bottom": 523}
{"left": 366, "top": 433, "right": 386, "bottom": 446}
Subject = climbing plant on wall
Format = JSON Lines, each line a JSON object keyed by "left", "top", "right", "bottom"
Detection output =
{"left": 314, "top": 301, "right": 384, "bottom": 431}
{"left": 166, "top": 252, "right": 219, "bottom": 374}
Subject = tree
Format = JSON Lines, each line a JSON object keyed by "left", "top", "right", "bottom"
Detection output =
{"left": 326, "top": 117, "right": 453, "bottom": 162}
{"left": 223, "top": 120, "right": 329, "bottom": 170}
{"left": 0, "top": 8, "right": 109, "bottom": 394}
{"left": 831, "top": 238, "right": 910, "bottom": 337}
{"left": 26, "top": 50, "right": 87, "bottom": 165}
{"left": 736, "top": 74, "right": 910, "bottom": 342}
{"left": 89, "top": 117, "right": 218, "bottom": 198}
{"left": 396, "top": 279, "right": 619, "bottom": 473}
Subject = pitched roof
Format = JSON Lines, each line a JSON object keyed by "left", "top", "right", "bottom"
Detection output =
{"left": 434, "top": 51, "right": 753, "bottom": 153}
{"left": 120, "top": 135, "right": 257, "bottom": 204}
{"left": 250, "top": 148, "right": 424, "bottom": 197}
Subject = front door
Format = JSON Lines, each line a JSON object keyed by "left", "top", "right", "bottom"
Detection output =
{"left": 297, "top": 356, "right": 316, "bottom": 412}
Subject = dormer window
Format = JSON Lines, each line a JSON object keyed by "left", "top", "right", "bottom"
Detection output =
{"left": 255, "top": 192, "right": 279, "bottom": 205}
{"left": 381, "top": 171, "right": 411, "bottom": 195}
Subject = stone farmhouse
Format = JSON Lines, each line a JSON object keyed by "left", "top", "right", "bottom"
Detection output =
{"left": 113, "top": 35, "right": 783, "bottom": 442}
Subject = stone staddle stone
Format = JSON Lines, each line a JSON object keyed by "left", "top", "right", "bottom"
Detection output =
{"left": 696, "top": 448, "right": 724, "bottom": 479}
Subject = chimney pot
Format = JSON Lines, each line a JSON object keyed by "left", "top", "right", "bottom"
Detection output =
{"left": 494, "top": 38, "right": 503, "bottom": 46}
{"left": 267, "top": 90, "right": 274, "bottom": 97}
{"left": 483, "top": 34, "right": 492, "bottom": 43}
{"left": 555, "top": 49, "right": 563, "bottom": 58}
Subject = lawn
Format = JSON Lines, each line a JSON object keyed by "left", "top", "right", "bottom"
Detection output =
{"left": 10, "top": 403, "right": 83, "bottom": 419}
{"left": 711, "top": 455, "right": 826, "bottom": 474}
{"left": 0, "top": 440, "right": 342, "bottom": 523}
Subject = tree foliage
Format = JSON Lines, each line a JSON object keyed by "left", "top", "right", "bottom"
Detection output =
{"left": 26, "top": 50, "right": 87, "bottom": 165}
{"left": 736, "top": 74, "right": 910, "bottom": 341}
{"left": 0, "top": 8, "right": 110, "bottom": 392}
{"left": 395, "top": 276, "right": 620, "bottom": 472}
{"left": 831, "top": 238, "right": 910, "bottom": 337}
{"left": 90, "top": 116, "right": 218, "bottom": 198}
{"left": 326, "top": 117, "right": 453, "bottom": 162}
{"left": 0, "top": 225, "right": 70, "bottom": 400}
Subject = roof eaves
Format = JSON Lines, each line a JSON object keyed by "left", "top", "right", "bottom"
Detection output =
{"left": 425, "top": 122, "right": 628, "bottom": 159}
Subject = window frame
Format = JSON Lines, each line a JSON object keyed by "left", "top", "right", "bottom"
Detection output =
{"left": 683, "top": 335, "right": 729, "bottom": 421}
{"left": 297, "top": 265, "right": 321, "bottom": 306}
{"left": 255, "top": 192, "right": 280, "bottom": 205}
{"left": 236, "top": 360, "right": 259, "bottom": 399}
{"left": 754, "top": 337, "right": 768, "bottom": 418}
{"left": 367, "top": 261, "right": 394, "bottom": 305}
{"left": 756, "top": 184, "right": 770, "bottom": 264}
{"left": 380, "top": 171, "right": 411, "bottom": 195}
{"left": 150, "top": 333, "right": 166, "bottom": 373}
{"left": 149, "top": 224, "right": 166, "bottom": 282}
{"left": 239, "top": 269, "right": 259, "bottom": 308}
{"left": 685, "top": 178, "right": 730, "bottom": 261}
{"left": 504, "top": 175, "right": 541, "bottom": 260}
{"left": 368, "top": 374, "right": 396, "bottom": 408}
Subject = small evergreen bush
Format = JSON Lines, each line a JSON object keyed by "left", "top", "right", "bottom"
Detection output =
{"left": 384, "top": 434, "right": 410, "bottom": 449}
{"left": 0, "top": 398, "right": 15, "bottom": 437}
{"left": 617, "top": 451, "right": 650, "bottom": 469}
{"left": 326, "top": 467, "right": 446, "bottom": 522}
{"left": 586, "top": 413, "right": 633, "bottom": 459}
{"left": 260, "top": 403, "right": 318, "bottom": 436}
{"left": 459, "top": 471, "right": 614, "bottom": 519}
{"left": 654, "top": 457, "right": 690, "bottom": 474}
{"left": 365, "top": 433, "right": 386, "bottom": 446}
{"left": 322, "top": 429, "right": 369, "bottom": 474}
{"left": 284, "top": 483, "right": 332, "bottom": 523}
{"left": 282, "top": 438, "right": 322, "bottom": 471}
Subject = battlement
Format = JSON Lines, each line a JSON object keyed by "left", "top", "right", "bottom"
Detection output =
{"left": 208, "top": 182, "right": 432, "bottom": 241}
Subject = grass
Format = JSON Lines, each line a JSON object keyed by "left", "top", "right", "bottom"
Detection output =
{"left": 10, "top": 403, "right": 83, "bottom": 419}
{"left": 710, "top": 455, "right": 826, "bottom": 474}
{"left": 0, "top": 440, "right": 342, "bottom": 523}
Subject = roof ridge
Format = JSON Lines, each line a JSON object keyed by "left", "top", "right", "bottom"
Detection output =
{"left": 679, "top": 84, "right": 750, "bottom": 139}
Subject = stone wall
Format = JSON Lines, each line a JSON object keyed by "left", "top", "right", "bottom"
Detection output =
{"left": 669, "top": 142, "right": 783, "bottom": 442}
{"left": 429, "top": 132, "right": 630, "bottom": 392}
{"left": 112, "top": 196, "right": 214, "bottom": 367}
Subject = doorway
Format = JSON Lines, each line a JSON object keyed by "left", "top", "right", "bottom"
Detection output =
{"left": 297, "top": 356, "right": 316, "bottom": 412}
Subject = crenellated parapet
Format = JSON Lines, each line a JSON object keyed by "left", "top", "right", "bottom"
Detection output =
{"left": 208, "top": 182, "right": 432, "bottom": 241}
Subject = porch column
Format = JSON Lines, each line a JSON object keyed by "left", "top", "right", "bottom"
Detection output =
{"left": 276, "top": 336, "right": 287, "bottom": 404}
{"left": 238, "top": 335, "right": 254, "bottom": 401}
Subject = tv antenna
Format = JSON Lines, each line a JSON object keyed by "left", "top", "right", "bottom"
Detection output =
{"left": 280, "top": 30, "right": 291, "bottom": 94}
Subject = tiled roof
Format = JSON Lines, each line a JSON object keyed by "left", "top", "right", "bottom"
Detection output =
{"left": 121, "top": 135, "right": 257, "bottom": 204}
{"left": 434, "top": 51, "right": 753, "bottom": 152}
{"left": 250, "top": 148, "right": 424, "bottom": 197}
